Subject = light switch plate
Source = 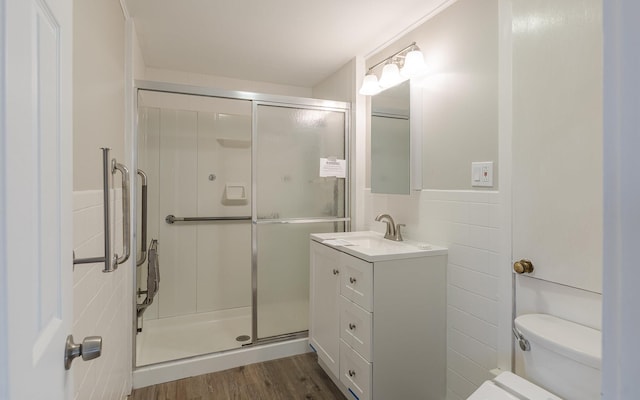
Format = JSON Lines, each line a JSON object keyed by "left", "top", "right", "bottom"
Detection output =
{"left": 471, "top": 161, "right": 494, "bottom": 187}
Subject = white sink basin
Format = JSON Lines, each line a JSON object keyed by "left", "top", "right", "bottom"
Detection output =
{"left": 310, "top": 231, "right": 447, "bottom": 262}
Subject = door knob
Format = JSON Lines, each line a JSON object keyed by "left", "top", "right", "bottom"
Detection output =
{"left": 64, "top": 334, "right": 102, "bottom": 370}
{"left": 513, "top": 259, "right": 534, "bottom": 274}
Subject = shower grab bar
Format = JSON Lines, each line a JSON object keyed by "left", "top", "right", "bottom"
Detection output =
{"left": 112, "top": 159, "right": 131, "bottom": 266}
{"left": 75, "top": 149, "right": 130, "bottom": 271}
{"left": 74, "top": 148, "right": 113, "bottom": 271}
{"left": 165, "top": 215, "right": 251, "bottom": 224}
{"left": 136, "top": 169, "right": 148, "bottom": 267}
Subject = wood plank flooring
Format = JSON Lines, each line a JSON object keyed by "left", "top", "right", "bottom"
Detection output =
{"left": 129, "top": 352, "right": 347, "bottom": 400}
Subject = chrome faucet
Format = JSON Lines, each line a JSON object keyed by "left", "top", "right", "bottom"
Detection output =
{"left": 375, "top": 214, "right": 397, "bottom": 240}
{"left": 375, "top": 214, "right": 406, "bottom": 241}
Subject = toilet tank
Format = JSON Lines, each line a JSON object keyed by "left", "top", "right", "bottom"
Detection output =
{"left": 515, "top": 313, "right": 601, "bottom": 400}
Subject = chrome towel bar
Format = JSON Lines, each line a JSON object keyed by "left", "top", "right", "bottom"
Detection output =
{"left": 165, "top": 215, "right": 251, "bottom": 224}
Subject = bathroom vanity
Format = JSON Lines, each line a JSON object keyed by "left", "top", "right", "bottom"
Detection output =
{"left": 309, "top": 231, "right": 447, "bottom": 400}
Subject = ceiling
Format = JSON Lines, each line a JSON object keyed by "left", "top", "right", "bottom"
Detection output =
{"left": 124, "top": 0, "right": 450, "bottom": 88}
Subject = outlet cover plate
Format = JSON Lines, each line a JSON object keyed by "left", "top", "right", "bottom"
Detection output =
{"left": 471, "top": 161, "right": 494, "bottom": 187}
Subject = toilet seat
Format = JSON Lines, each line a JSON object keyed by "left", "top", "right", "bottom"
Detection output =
{"left": 467, "top": 372, "right": 562, "bottom": 400}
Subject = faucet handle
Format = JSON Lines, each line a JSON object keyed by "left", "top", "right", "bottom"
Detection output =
{"left": 395, "top": 224, "right": 406, "bottom": 241}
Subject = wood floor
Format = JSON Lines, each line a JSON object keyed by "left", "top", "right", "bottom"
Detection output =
{"left": 129, "top": 352, "right": 347, "bottom": 400}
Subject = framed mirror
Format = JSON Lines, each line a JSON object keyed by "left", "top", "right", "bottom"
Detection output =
{"left": 370, "top": 80, "right": 411, "bottom": 194}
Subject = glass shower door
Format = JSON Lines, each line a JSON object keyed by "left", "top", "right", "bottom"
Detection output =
{"left": 254, "top": 103, "right": 348, "bottom": 340}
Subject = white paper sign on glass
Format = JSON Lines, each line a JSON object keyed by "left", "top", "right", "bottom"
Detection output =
{"left": 319, "top": 157, "right": 347, "bottom": 178}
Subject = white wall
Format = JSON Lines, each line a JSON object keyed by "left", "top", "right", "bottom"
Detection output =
{"left": 312, "top": 59, "right": 355, "bottom": 102}
{"left": 367, "top": 0, "right": 500, "bottom": 191}
{"left": 72, "top": 190, "right": 131, "bottom": 400}
{"left": 73, "top": 0, "right": 126, "bottom": 191}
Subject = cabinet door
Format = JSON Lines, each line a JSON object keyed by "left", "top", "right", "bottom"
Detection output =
{"left": 309, "top": 241, "right": 341, "bottom": 377}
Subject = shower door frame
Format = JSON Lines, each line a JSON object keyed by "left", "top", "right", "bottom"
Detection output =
{"left": 132, "top": 80, "right": 350, "bottom": 367}
{"left": 251, "top": 100, "right": 351, "bottom": 345}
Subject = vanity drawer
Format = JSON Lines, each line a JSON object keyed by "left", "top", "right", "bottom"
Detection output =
{"left": 339, "top": 253, "right": 373, "bottom": 311}
{"left": 340, "top": 339, "right": 372, "bottom": 400}
{"left": 340, "top": 296, "right": 372, "bottom": 361}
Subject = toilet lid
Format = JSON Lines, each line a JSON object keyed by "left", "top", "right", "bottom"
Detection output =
{"left": 494, "top": 372, "right": 562, "bottom": 399}
{"left": 468, "top": 372, "right": 562, "bottom": 400}
{"left": 467, "top": 381, "right": 519, "bottom": 400}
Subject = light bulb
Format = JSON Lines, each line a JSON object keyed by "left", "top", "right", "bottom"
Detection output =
{"left": 359, "top": 73, "right": 382, "bottom": 96}
{"left": 378, "top": 62, "right": 403, "bottom": 89}
{"left": 401, "top": 49, "right": 427, "bottom": 78}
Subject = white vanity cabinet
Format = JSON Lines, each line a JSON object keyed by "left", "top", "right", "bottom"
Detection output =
{"left": 309, "top": 234, "right": 447, "bottom": 400}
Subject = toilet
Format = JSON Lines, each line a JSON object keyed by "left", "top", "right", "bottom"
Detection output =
{"left": 468, "top": 313, "right": 602, "bottom": 400}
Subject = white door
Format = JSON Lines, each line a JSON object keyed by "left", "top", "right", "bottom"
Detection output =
{"left": 511, "top": 0, "right": 602, "bottom": 293}
{"left": 1, "top": 0, "right": 73, "bottom": 398}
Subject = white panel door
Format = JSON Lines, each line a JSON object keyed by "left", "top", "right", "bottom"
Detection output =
{"left": 2, "top": 0, "right": 73, "bottom": 398}
{"left": 511, "top": 0, "right": 602, "bottom": 293}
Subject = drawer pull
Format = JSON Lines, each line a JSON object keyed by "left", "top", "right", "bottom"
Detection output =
{"left": 348, "top": 369, "right": 356, "bottom": 377}
{"left": 349, "top": 323, "right": 356, "bottom": 330}
{"left": 332, "top": 269, "right": 339, "bottom": 275}
{"left": 349, "top": 277, "right": 357, "bottom": 284}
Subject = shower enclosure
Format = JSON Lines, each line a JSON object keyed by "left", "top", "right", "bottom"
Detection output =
{"left": 134, "top": 85, "right": 349, "bottom": 367}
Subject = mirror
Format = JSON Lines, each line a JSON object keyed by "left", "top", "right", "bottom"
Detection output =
{"left": 370, "top": 80, "right": 411, "bottom": 194}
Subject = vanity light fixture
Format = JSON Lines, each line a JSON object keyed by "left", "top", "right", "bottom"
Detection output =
{"left": 359, "top": 42, "right": 427, "bottom": 96}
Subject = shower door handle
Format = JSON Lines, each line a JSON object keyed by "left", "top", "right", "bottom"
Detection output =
{"left": 136, "top": 169, "right": 148, "bottom": 266}
{"left": 112, "top": 159, "right": 131, "bottom": 267}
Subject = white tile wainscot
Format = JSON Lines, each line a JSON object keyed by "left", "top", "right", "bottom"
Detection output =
{"left": 73, "top": 190, "right": 132, "bottom": 400}
{"left": 362, "top": 189, "right": 506, "bottom": 400}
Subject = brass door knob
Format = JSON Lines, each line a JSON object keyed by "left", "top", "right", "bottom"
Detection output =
{"left": 513, "top": 259, "right": 534, "bottom": 274}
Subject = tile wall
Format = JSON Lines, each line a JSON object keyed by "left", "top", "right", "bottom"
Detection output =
{"left": 72, "top": 190, "right": 132, "bottom": 399}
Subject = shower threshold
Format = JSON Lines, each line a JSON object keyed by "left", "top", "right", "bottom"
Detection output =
{"left": 136, "top": 307, "right": 251, "bottom": 366}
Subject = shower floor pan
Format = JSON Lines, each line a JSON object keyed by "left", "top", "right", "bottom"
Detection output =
{"left": 136, "top": 307, "right": 251, "bottom": 366}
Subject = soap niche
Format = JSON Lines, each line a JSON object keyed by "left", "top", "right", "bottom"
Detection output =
{"left": 222, "top": 183, "right": 248, "bottom": 205}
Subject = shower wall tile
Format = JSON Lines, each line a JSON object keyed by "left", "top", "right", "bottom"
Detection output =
{"left": 157, "top": 110, "right": 198, "bottom": 318}
{"left": 196, "top": 224, "right": 252, "bottom": 312}
{"left": 363, "top": 188, "right": 504, "bottom": 400}
{"left": 73, "top": 190, "right": 132, "bottom": 400}
{"left": 196, "top": 110, "right": 252, "bottom": 313}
